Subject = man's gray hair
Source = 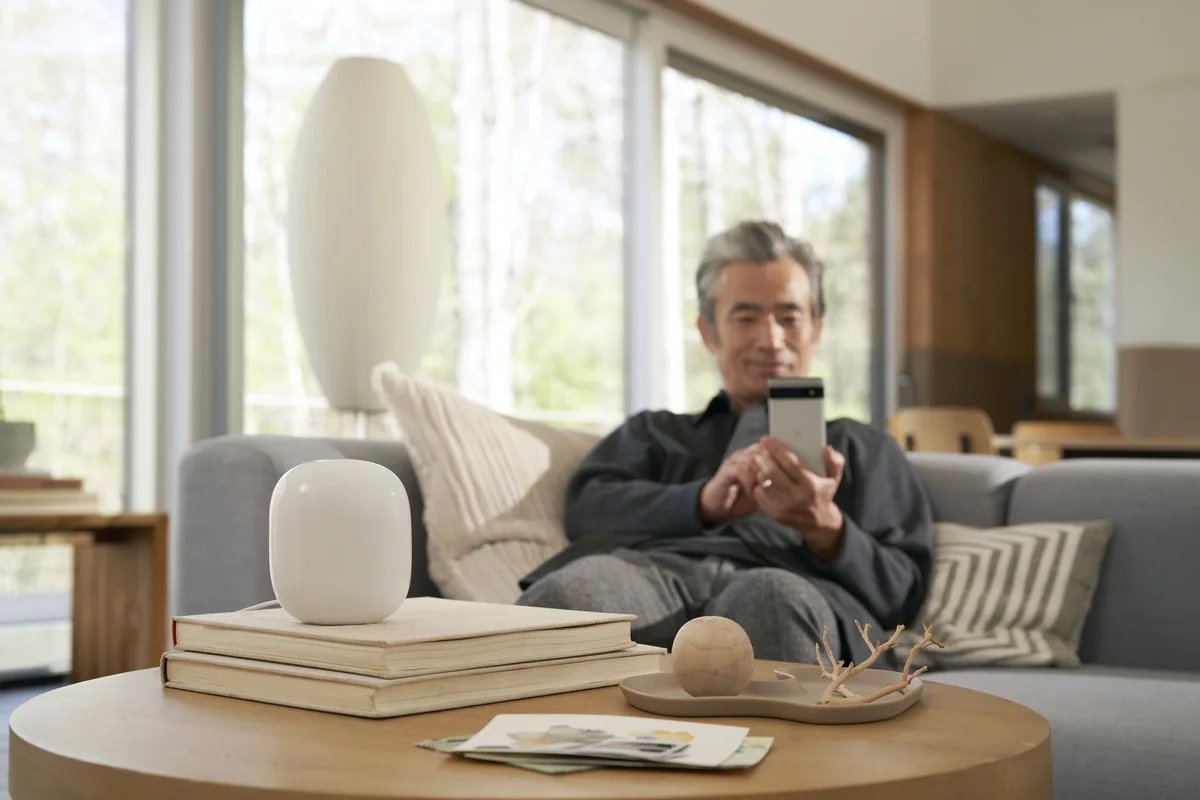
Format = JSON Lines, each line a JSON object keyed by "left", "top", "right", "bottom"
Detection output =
{"left": 696, "top": 220, "right": 825, "bottom": 324}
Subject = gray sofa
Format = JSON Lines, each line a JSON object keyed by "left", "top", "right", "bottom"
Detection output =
{"left": 177, "top": 435, "right": 1200, "bottom": 799}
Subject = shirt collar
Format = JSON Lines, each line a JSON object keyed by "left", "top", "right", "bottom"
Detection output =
{"left": 691, "top": 391, "right": 773, "bottom": 427}
{"left": 691, "top": 391, "right": 734, "bottom": 427}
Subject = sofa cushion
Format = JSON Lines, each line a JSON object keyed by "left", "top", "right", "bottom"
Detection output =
{"left": 900, "top": 520, "right": 1112, "bottom": 669}
{"left": 1008, "top": 459, "right": 1200, "bottom": 672}
{"left": 928, "top": 667, "right": 1200, "bottom": 800}
{"left": 905, "top": 453, "right": 1029, "bottom": 528}
{"left": 372, "top": 363, "right": 601, "bottom": 603}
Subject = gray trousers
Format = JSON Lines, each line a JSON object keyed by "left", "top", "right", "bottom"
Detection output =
{"left": 516, "top": 549, "right": 840, "bottom": 663}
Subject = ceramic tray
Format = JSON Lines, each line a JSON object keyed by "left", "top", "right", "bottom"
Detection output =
{"left": 619, "top": 665, "right": 923, "bottom": 724}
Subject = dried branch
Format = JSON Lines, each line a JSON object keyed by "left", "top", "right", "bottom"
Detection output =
{"left": 814, "top": 622, "right": 944, "bottom": 706}
{"left": 817, "top": 622, "right": 904, "bottom": 704}
{"left": 814, "top": 626, "right": 857, "bottom": 698}
{"left": 901, "top": 624, "right": 945, "bottom": 680}
{"left": 821, "top": 624, "right": 839, "bottom": 669}
{"left": 827, "top": 672, "right": 925, "bottom": 705}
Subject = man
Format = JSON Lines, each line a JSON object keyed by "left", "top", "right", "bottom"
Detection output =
{"left": 517, "top": 221, "right": 932, "bottom": 666}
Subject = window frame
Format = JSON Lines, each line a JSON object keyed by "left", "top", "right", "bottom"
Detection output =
{"left": 1037, "top": 179, "right": 1072, "bottom": 404}
{"left": 125, "top": 0, "right": 245, "bottom": 518}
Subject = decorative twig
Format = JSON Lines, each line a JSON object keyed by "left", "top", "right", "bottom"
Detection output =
{"left": 814, "top": 627, "right": 857, "bottom": 698}
{"left": 814, "top": 622, "right": 944, "bottom": 705}
{"left": 901, "top": 624, "right": 945, "bottom": 680}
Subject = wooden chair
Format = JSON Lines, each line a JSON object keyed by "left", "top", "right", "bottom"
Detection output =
{"left": 1009, "top": 420, "right": 1123, "bottom": 466}
{"left": 892, "top": 407, "right": 998, "bottom": 455}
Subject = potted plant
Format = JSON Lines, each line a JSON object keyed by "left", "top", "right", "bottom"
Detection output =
{"left": 0, "top": 387, "right": 36, "bottom": 472}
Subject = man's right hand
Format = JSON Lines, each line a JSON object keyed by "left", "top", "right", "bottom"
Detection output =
{"left": 699, "top": 447, "right": 761, "bottom": 524}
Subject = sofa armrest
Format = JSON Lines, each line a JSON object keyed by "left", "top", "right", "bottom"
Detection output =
{"left": 174, "top": 434, "right": 435, "bottom": 616}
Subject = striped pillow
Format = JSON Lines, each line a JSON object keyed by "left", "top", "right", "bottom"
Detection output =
{"left": 900, "top": 520, "right": 1113, "bottom": 669}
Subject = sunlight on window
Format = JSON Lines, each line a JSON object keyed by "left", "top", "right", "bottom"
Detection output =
{"left": 0, "top": 0, "right": 127, "bottom": 508}
{"left": 243, "top": 0, "right": 625, "bottom": 438}
{"left": 1069, "top": 199, "right": 1116, "bottom": 413}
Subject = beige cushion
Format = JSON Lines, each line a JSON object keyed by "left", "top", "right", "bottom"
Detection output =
{"left": 371, "top": 362, "right": 602, "bottom": 603}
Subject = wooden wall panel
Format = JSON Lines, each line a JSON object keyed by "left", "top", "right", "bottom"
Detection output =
{"left": 905, "top": 110, "right": 1039, "bottom": 432}
{"left": 905, "top": 111, "right": 937, "bottom": 352}
{"left": 1119, "top": 347, "right": 1200, "bottom": 437}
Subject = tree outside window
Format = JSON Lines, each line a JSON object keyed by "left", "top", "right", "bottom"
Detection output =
{"left": 243, "top": 0, "right": 625, "bottom": 437}
{"left": 662, "top": 68, "right": 875, "bottom": 422}
{"left": 0, "top": 0, "right": 127, "bottom": 508}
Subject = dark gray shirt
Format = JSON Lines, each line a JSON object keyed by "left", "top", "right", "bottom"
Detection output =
{"left": 520, "top": 393, "right": 934, "bottom": 664}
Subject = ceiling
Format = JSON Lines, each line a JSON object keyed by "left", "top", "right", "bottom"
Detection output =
{"left": 944, "top": 93, "right": 1116, "bottom": 186}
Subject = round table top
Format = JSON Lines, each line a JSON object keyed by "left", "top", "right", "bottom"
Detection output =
{"left": 8, "top": 662, "right": 1051, "bottom": 800}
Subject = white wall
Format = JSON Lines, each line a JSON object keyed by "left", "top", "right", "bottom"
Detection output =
{"left": 931, "top": 0, "right": 1200, "bottom": 105}
{"left": 1117, "top": 81, "right": 1200, "bottom": 347}
{"left": 693, "top": 0, "right": 933, "bottom": 104}
{"left": 691, "top": 0, "right": 1200, "bottom": 107}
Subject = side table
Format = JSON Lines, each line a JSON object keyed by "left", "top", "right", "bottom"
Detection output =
{"left": 0, "top": 513, "right": 168, "bottom": 682}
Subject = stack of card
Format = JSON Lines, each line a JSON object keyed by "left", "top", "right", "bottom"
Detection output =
{"left": 418, "top": 713, "right": 772, "bottom": 775}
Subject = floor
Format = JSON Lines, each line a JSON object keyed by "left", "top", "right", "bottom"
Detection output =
{"left": 1, "top": 546, "right": 74, "bottom": 799}
{"left": 0, "top": 677, "right": 66, "bottom": 800}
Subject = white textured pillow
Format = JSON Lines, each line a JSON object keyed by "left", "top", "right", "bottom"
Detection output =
{"left": 371, "top": 362, "right": 602, "bottom": 603}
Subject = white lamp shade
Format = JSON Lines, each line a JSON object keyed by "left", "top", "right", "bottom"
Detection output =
{"left": 287, "top": 57, "right": 447, "bottom": 411}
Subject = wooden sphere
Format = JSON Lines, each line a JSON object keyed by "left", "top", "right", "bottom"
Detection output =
{"left": 671, "top": 616, "right": 755, "bottom": 697}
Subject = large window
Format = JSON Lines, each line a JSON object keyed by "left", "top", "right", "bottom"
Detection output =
{"left": 0, "top": 0, "right": 128, "bottom": 509}
{"left": 0, "top": 0, "right": 902, "bottom": 517}
{"left": 242, "top": 0, "right": 625, "bottom": 436}
{"left": 1036, "top": 184, "right": 1116, "bottom": 413}
{"left": 1068, "top": 198, "right": 1117, "bottom": 412}
{"left": 662, "top": 65, "right": 878, "bottom": 421}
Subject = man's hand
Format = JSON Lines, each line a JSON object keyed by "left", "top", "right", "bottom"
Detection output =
{"left": 699, "top": 447, "right": 762, "bottom": 524}
{"left": 751, "top": 437, "right": 847, "bottom": 561}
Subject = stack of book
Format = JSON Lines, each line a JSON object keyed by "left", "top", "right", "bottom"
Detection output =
{"left": 0, "top": 474, "right": 99, "bottom": 515}
{"left": 161, "top": 597, "right": 665, "bottom": 718}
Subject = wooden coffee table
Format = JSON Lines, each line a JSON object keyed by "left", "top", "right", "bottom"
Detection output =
{"left": 8, "top": 661, "right": 1051, "bottom": 800}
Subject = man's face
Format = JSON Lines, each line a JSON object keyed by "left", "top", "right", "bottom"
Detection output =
{"left": 698, "top": 257, "right": 823, "bottom": 410}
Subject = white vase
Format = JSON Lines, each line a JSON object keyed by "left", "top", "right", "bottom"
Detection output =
{"left": 269, "top": 459, "right": 411, "bottom": 625}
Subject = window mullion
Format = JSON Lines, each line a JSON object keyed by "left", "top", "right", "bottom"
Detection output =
{"left": 624, "top": 12, "right": 671, "bottom": 414}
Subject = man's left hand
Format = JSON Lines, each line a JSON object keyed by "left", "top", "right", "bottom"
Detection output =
{"left": 751, "top": 437, "right": 847, "bottom": 562}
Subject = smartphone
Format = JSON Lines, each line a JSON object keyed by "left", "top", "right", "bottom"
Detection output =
{"left": 767, "top": 377, "right": 826, "bottom": 476}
